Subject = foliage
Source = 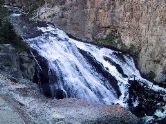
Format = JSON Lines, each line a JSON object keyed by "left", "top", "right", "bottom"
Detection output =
{"left": 94, "top": 33, "right": 128, "bottom": 50}
{"left": 94, "top": 34, "right": 119, "bottom": 46}
{"left": 0, "top": 5, "right": 30, "bottom": 52}
{"left": 0, "top": 6, "right": 9, "bottom": 18}
{"left": 94, "top": 34, "right": 141, "bottom": 57}
{"left": 0, "top": 20, "right": 30, "bottom": 52}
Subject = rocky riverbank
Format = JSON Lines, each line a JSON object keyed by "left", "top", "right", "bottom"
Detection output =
{"left": 0, "top": 73, "right": 139, "bottom": 124}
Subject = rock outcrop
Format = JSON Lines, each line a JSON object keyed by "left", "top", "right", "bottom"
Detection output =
{"left": 4, "top": 0, "right": 166, "bottom": 83}
{"left": 0, "top": 97, "right": 25, "bottom": 124}
{"left": 0, "top": 44, "right": 35, "bottom": 81}
{"left": 0, "top": 73, "right": 139, "bottom": 124}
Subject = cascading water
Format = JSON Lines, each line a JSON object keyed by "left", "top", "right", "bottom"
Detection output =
{"left": 8, "top": 7, "right": 166, "bottom": 123}
{"left": 23, "top": 25, "right": 165, "bottom": 106}
{"left": 27, "top": 26, "right": 125, "bottom": 105}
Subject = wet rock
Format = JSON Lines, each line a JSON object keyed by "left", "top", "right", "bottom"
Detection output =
{"left": 154, "top": 118, "right": 166, "bottom": 124}
{"left": 0, "top": 44, "right": 35, "bottom": 80}
{"left": 55, "top": 89, "right": 66, "bottom": 99}
{"left": 128, "top": 80, "right": 165, "bottom": 117}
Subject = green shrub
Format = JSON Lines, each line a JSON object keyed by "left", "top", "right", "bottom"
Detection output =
{"left": 94, "top": 34, "right": 141, "bottom": 57}
{"left": 0, "top": 20, "right": 30, "bottom": 52}
{"left": 94, "top": 34, "right": 118, "bottom": 45}
{"left": 0, "top": 2, "right": 30, "bottom": 52}
{"left": 0, "top": 6, "right": 9, "bottom": 18}
{"left": 94, "top": 33, "right": 127, "bottom": 49}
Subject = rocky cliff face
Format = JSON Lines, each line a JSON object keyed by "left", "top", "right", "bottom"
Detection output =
{"left": 4, "top": 0, "right": 166, "bottom": 84}
{"left": 0, "top": 44, "right": 36, "bottom": 81}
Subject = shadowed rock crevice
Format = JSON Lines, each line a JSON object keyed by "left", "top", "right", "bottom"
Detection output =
{"left": 128, "top": 80, "right": 165, "bottom": 118}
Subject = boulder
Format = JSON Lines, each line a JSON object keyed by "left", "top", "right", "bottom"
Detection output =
{"left": 0, "top": 44, "right": 35, "bottom": 80}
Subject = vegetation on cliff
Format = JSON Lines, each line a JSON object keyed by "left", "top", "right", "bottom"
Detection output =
{"left": 0, "top": 4, "right": 30, "bottom": 52}
{"left": 94, "top": 33, "right": 141, "bottom": 57}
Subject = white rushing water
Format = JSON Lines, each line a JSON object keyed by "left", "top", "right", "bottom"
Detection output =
{"left": 23, "top": 25, "right": 166, "bottom": 107}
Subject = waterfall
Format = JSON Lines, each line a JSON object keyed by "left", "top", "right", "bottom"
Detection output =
{"left": 18, "top": 25, "right": 164, "bottom": 107}
{"left": 4, "top": 3, "right": 166, "bottom": 122}
{"left": 7, "top": 8, "right": 166, "bottom": 122}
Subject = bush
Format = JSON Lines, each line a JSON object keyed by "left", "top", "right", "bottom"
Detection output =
{"left": 0, "top": 20, "right": 30, "bottom": 52}
{"left": 94, "top": 34, "right": 141, "bottom": 57}
{"left": 0, "top": 6, "right": 9, "bottom": 18}
{"left": 94, "top": 33, "right": 128, "bottom": 50}
{"left": 0, "top": 5, "right": 30, "bottom": 52}
{"left": 94, "top": 34, "right": 120, "bottom": 46}
{"left": 0, "top": 0, "right": 29, "bottom": 52}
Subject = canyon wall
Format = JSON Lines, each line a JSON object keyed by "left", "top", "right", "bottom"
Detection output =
{"left": 4, "top": 0, "right": 166, "bottom": 83}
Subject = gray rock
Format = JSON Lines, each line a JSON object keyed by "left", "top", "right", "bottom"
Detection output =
{"left": 0, "top": 97, "right": 25, "bottom": 124}
{"left": 0, "top": 44, "right": 35, "bottom": 81}
{"left": 0, "top": 73, "right": 139, "bottom": 124}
